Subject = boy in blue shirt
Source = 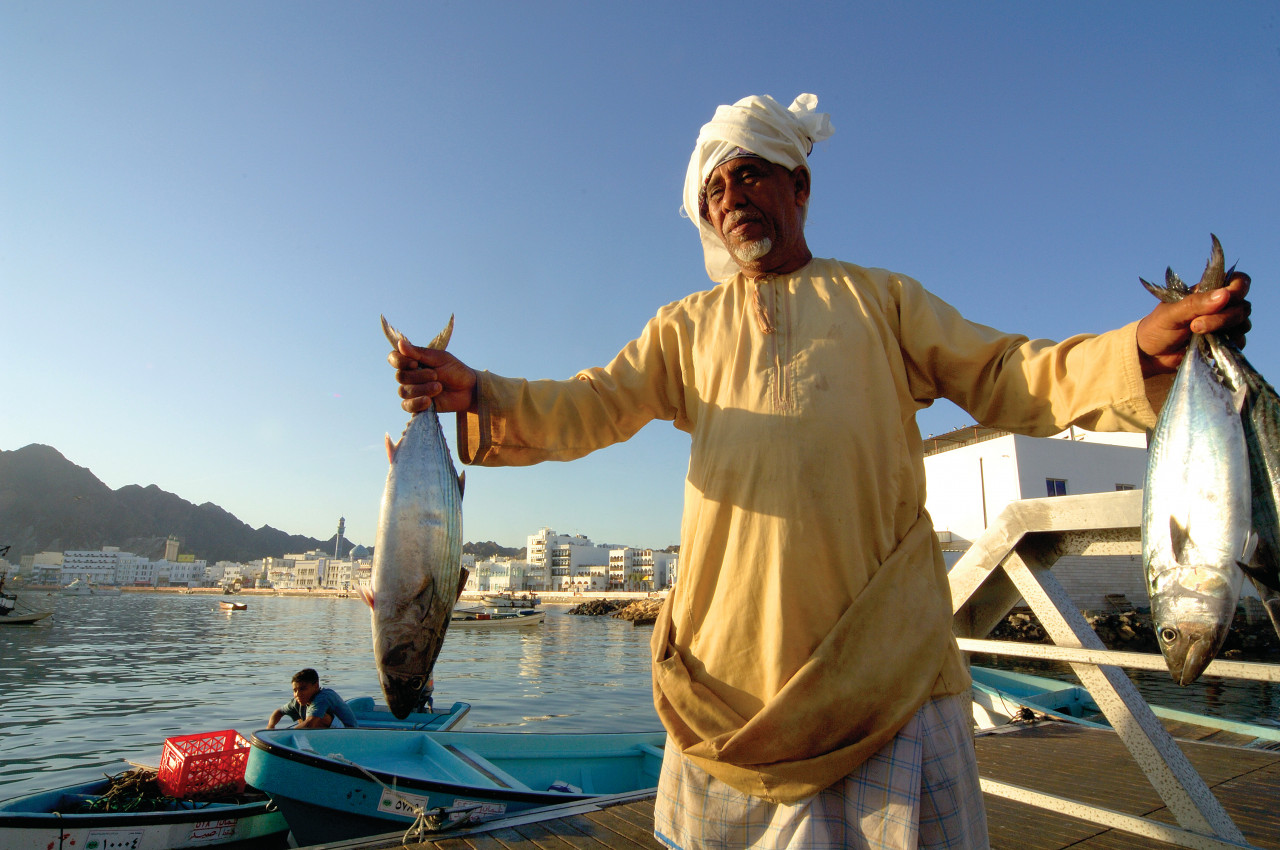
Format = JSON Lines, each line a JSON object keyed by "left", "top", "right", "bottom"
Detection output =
{"left": 266, "top": 668, "right": 357, "bottom": 729}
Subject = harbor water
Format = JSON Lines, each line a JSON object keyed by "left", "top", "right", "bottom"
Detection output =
{"left": 0, "top": 591, "right": 659, "bottom": 799}
{"left": 2, "top": 591, "right": 1278, "bottom": 803}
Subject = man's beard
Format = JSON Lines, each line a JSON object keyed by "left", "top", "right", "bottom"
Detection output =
{"left": 730, "top": 236, "right": 772, "bottom": 264}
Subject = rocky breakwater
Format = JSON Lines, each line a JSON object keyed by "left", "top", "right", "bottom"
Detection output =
{"left": 568, "top": 598, "right": 665, "bottom": 626}
{"left": 991, "top": 605, "right": 1280, "bottom": 660}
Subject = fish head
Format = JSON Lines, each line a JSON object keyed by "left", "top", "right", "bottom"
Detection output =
{"left": 374, "top": 626, "right": 443, "bottom": 718}
{"left": 1154, "top": 619, "right": 1230, "bottom": 686}
{"left": 370, "top": 587, "right": 451, "bottom": 719}
{"left": 1150, "top": 564, "right": 1240, "bottom": 686}
{"left": 378, "top": 668, "right": 433, "bottom": 720}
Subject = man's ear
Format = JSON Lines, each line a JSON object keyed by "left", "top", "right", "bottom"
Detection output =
{"left": 791, "top": 166, "right": 811, "bottom": 207}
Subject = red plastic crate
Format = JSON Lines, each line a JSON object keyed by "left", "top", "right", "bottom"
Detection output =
{"left": 156, "top": 729, "right": 249, "bottom": 799}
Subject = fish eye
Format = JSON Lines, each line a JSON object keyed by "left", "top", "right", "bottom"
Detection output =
{"left": 1159, "top": 627, "right": 1179, "bottom": 643}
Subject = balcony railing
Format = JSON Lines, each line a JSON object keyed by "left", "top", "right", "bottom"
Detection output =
{"left": 949, "top": 489, "right": 1280, "bottom": 850}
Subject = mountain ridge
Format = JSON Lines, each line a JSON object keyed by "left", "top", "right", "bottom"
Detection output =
{"left": 0, "top": 444, "right": 358, "bottom": 563}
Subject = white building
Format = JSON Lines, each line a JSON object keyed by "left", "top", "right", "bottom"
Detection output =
{"left": 152, "top": 557, "right": 208, "bottom": 588}
{"left": 284, "top": 551, "right": 332, "bottom": 589}
{"left": 115, "top": 554, "right": 157, "bottom": 587}
{"left": 609, "top": 548, "right": 678, "bottom": 591}
{"left": 62, "top": 548, "right": 132, "bottom": 586}
{"left": 526, "top": 528, "right": 612, "bottom": 592}
{"left": 923, "top": 425, "right": 1150, "bottom": 609}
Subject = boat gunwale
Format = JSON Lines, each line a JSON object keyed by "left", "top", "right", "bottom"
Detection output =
{"left": 0, "top": 779, "right": 279, "bottom": 829}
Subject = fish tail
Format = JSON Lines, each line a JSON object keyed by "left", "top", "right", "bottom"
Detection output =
{"left": 380, "top": 314, "right": 454, "bottom": 352}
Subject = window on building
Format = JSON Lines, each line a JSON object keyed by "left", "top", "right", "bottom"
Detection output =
{"left": 1115, "top": 483, "right": 1136, "bottom": 491}
{"left": 1046, "top": 478, "right": 1068, "bottom": 497}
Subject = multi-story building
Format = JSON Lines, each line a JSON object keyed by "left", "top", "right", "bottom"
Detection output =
{"left": 609, "top": 547, "right": 677, "bottom": 591}
{"left": 465, "top": 557, "right": 532, "bottom": 593}
{"left": 284, "top": 551, "right": 331, "bottom": 589}
{"left": 525, "top": 528, "right": 612, "bottom": 592}
{"left": 115, "top": 555, "right": 157, "bottom": 587}
{"left": 20, "top": 552, "right": 63, "bottom": 583}
{"left": 62, "top": 548, "right": 132, "bottom": 586}
{"left": 151, "top": 557, "right": 208, "bottom": 587}
{"left": 262, "top": 556, "right": 296, "bottom": 588}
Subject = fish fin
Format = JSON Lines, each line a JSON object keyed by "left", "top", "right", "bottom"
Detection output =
{"left": 1195, "top": 234, "right": 1226, "bottom": 292}
{"left": 1169, "top": 516, "right": 1191, "bottom": 562}
{"left": 410, "top": 574, "right": 438, "bottom": 624}
{"left": 426, "top": 314, "right": 454, "bottom": 352}
{"left": 456, "top": 567, "right": 470, "bottom": 602}
{"left": 1231, "top": 383, "right": 1248, "bottom": 415}
{"left": 358, "top": 583, "right": 375, "bottom": 609}
{"left": 385, "top": 433, "right": 397, "bottom": 463}
{"left": 458, "top": 470, "right": 466, "bottom": 499}
{"left": 1241, "top": 530, "right": 1259, "bottom": 566}
{"left": 1140, "top": 277, "right": 1179, "bottom": 304}
{"left": 1246, "top": 577, "right": 1280, "bottom": 641}
{"left": 381, "top": 314, "right": 407, "bottom": 349}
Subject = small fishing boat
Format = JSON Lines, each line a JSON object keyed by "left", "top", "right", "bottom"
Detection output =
{"left": 218, "top": 601, "right": 248, "bottom": 611}
{"left": 970, "top": 665, "right": 1280, "bottom": 746}
{"left": 0, "top": 574, "right": 53, "bottom": 625}
{"left": 245, "top": 728, "right": 665, "bottom": 845}
{"left": 61, "top": 577, "right": 123, "bottom": 596}
{"left": 346, "top": 697, "right": 471, "bottom": 730}
{"left": 0, "top": 611, "right": 52, "bottom": 625}
{"left": 450, "top": 607, "right": 545, "bottom": 627}
{"left": 480, "top": 591, "right": 541, "bottom": 609}
{"left": 0, "top": 774, "right": 289, "bottom": 850}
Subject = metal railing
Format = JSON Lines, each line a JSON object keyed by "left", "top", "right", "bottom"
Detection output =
{"left": 950, "top": 488, "right": 1279, "bottom": 850}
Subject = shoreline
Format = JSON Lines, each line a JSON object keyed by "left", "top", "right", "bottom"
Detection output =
{"left": 11, "top": 585, "right": 670, "bottom": 603}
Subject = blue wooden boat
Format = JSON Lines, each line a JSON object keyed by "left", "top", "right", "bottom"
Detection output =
{"left": 0, "top": 775, "right": 289, "bottom": 850}
{"left": 347, "top": 697, "right": 471, "bottom": 730}
{"left": 970, "top": 666, "right": 1280, "bottom": 746}
{"left": 245, "top": 728, "right": 666, "bottom": 845}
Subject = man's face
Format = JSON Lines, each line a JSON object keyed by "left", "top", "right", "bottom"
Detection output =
{"left": 701, "top": 157, "right": 810, "bottom": 275}
{"left": 293, "top": 680, "right": 320, "bottom": 706}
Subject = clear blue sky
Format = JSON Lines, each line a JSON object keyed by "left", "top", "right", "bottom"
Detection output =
{"left": 3, "top": 2, "right": 1278, "bottom": 553}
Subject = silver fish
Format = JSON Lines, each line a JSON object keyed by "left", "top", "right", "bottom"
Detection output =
{"left": 1203, "top": 335, "right": 1280, "bottom": 638}
{"left": 362, "top": 315, "right": 466, "bottom": 718}
{"left": 1141, "top": 236, "right": 1253, "bottom": 686}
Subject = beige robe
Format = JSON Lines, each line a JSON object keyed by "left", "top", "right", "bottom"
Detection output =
{"left": 458, "top": 258, "right": 1160, "bottom": 803}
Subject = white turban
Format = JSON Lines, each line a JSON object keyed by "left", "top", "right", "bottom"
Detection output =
{"left": 682, "top": 94, "right": 834, "bottom": 282}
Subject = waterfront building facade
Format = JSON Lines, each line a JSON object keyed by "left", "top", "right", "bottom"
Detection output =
{"left": 525, "top": 528, "right": 613, "bottom": 593}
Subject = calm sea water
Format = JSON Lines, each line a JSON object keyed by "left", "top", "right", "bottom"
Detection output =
{"left": 2, "top": 591, "right": 1278, "bottom": 803}
{"left": 0, "top": 592, "right": 659, "bottom": 799}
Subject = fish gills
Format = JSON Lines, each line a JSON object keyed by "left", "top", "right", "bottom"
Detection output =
{"left": 366, "top": 315, "right": 465, "bottom": 718}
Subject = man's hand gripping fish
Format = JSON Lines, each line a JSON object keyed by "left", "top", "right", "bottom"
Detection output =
{"left": 362, "top": 315, "right": 466, "bottom": 718}
{"left": 1141, "top": 236, "right": 1254, "bottom": 686}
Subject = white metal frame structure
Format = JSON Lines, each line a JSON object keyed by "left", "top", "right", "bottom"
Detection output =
{"left": 949, "top": 488, "right": 1280, "bottom": 850}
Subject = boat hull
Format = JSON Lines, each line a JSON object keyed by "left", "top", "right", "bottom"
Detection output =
{"left": 450, "top": 610, "right": 545, "bottom": 628}
{"left": 246, "top": 728, "right": 665, "bottom": 845}
{"left": 0, "top": 612, "right": 52, "bottom": 625}
{"left": 970, "top": 665, "right": 1280, "bottom": 744}
{"left": 0, "top": 779, "right": 289, "bottom": 850}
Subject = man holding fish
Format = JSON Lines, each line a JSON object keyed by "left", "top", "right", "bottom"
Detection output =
{"left": 387, "top": 94, "right": 1252, "bottom": 849}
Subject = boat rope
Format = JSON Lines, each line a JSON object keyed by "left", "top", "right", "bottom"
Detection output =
{"left": 326, "top": 753, "right": 481, "bottom": 844}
